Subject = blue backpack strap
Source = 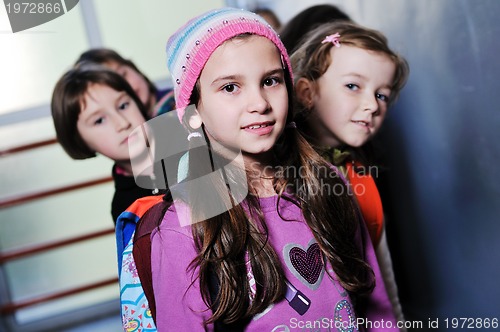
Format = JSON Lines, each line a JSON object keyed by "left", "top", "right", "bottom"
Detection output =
{"left": 115, "top": 211, "right": 140, "bottom": 275}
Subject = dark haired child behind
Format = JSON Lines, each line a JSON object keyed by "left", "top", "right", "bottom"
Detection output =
{"left": 148, "top": 7, "right": 397, "bottom": 331}
{"left": 51, "top": 66, "right": 160, "bottom": 223}
{"left": 75, "top": 48, "right": 175, "bottom": 118}
{"left": 253, "top": 7, "right": 282, "bottom": 31}
{"left": 280, "top": 4, "right": 352, "bottom": 53}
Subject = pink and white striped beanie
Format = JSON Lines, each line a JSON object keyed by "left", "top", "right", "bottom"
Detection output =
{"left": 166, "top": 7, "right": 293, "bottom": 122}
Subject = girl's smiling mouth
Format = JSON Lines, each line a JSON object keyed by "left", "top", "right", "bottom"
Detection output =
{"left": 242, "top": 121, "right": 275, "bottom": 135}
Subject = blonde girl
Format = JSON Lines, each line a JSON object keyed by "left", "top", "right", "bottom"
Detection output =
{"left": 291, "top": 21, "right": 410, "bottom": 325}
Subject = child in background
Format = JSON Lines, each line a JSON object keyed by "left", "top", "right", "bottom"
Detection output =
{"left": 51, "top": 66, "right": 160, "bottom": 222}
{"left": 291, "top": 21, "right": 409, "bottom": 324}
{"left": 254, "top": 7, "right": 282, "bottom": 31}
{"left": 280, "top": 4, "right": 352, "bottom": 53}
{"left": 149, "top": 8, "right": 396, "bottom": 331}
{"left": 75, "top": 48, "right": 175, "bottom": 118}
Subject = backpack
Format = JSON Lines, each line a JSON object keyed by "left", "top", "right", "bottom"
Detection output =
{"left": 116, "top": 193, "right": 249, "bottom": 331}
{"left": 116, "top": 195, "right": 164, "bottom": 332}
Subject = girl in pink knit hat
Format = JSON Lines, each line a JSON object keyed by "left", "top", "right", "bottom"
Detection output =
{"left": 147, "top": 7, "right": 397, "bottom": 331}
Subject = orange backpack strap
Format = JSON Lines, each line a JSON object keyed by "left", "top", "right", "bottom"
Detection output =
{"left": 128, "top": 195, "right": 165, "bottom": 216}
{"left": 346, "top": 161, "right": 384, "bottom": 246}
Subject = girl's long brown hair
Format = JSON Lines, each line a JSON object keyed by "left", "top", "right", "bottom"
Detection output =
{"left": 172, "top": 34, "right": 375, "bottom": 325}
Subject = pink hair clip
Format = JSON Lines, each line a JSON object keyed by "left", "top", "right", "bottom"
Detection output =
{"left": 321, "top": 33, "right": 341, "bottom": 47}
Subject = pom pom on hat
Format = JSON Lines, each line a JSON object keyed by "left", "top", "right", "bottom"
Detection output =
{"left": 166, "top": 7, "right": 293, "bottom": 122}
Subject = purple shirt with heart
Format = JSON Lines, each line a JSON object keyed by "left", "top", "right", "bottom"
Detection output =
{"left": 151, "top": 195, "right": 398, "bottom": 331}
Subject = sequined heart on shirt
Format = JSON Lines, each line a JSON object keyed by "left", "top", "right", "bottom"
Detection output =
{"left": 284, "top": 241, "right": 324, "bottom": 290}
